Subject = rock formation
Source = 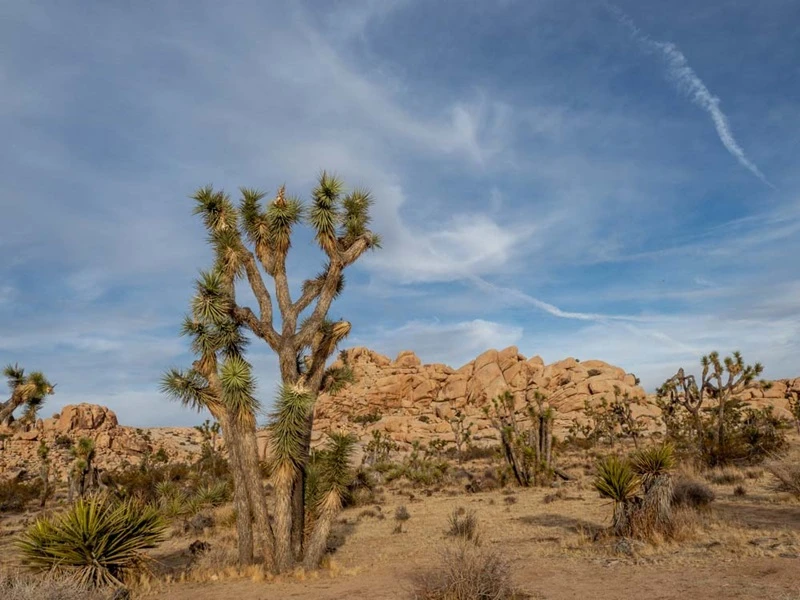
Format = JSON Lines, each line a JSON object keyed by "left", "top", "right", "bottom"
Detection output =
{"left": 0, "top": 403, "right": 204, "bottom": 481}
{"left": 313, "top": 346, "right": 656, "bottom": 446}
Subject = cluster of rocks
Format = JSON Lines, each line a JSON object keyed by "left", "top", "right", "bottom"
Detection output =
{"left": 0, "top": 404, "right": 204, "bottom": 481}
{"left": 312, "top": 346, "right": 657, "bottom": 446}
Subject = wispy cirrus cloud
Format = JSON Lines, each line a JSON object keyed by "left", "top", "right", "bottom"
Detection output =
{"left": 609, "top": 4, "right": 774, "bottom": 188}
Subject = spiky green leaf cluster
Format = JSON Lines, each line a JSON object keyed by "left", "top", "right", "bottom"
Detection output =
{"left": 160, "top": 369, "right": 213, "bottom": 413}
{"left": 593, "top": 456, "right": 640, "bottom": 503}
{"left": 268, "top": 385, "right": 315, "bottom": 470}
{"left": 17, "top": 497, "right": 166, "bottom": 587}
{"left": 220, "top": 354, "right": 260, "bottom": 416}
{"left": 631, "top": 444, "right": 675, "bottom": 478}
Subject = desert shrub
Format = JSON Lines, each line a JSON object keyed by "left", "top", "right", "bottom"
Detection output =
{"left": 456, "top": 444, "right": 500, "bottom": 462}
{"left": 351, "top": 411, "right": 382, "bottom": 426}
{"left": 0, "top": 570, "right": 105, "bottom": 600}
{"left": 418, "top": 415, "right": 431, "bottom": 424}
{"left": 767, "top": 461, "right": 800, "bottom": 498}
{"left": 411, "top": 543, "right": 517, "bottom": 600}
{"left": 447, "top": 508, "right": 478, "bottom": 542}
{"left": 17, "top": 496, "right": 166, "bottom": 587}
{"left": 395, "top": 505, "right": 411, "bottom": 522}
{"left": 733, "top": 485, "right": 747, "bottom": 497}
{"left": 671, "top": 478, "right": 715, "bottom": 508}
{"left": 707, "top": 467, "right": 745, "bottom": 485}
{"left": 0, "top": 479, "right": 42, "bottom": 513}
{"left": 363, "top": 430, "right": 398, "bottom": 466}
{"left": 382, "top": 443, "right": 450, "bottom": 487}
{"left": 53, "top": 435, "right": 73, "bottom": 450}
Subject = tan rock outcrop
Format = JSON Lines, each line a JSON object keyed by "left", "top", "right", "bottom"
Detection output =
{"left": 314, "top": 346, "right": 653, "bottom": 446}
{"left": 0, "top": 403, "right": 204, "bottom": 482}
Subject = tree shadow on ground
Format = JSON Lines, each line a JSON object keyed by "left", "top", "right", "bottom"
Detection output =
{"left": 518, "top": 513, "right": 604, "bottom": 536}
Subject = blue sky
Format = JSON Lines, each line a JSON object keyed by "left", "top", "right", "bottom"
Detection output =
{"left": 2, "top": 1, "right": 799, "bottom": 426}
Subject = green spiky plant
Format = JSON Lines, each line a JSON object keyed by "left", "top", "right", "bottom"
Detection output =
{"left": 161, "top": 270, "right": 275, "bottom": 569}
{"left": 303, "top": 432, "right": 357, "bottom": 568}
{"left": 593, "top": 456, "right": 640, "bottom": 537}
{"left": 631, "top": 444, "right": 675, "bottom": 534}
{"left": 17, "top": 497, "right": 166, "bottom": 587}
{"left": 190, "top": 174, "right": 380, "bottom": 560}
{"left": 0, "top": 365, "right": 55, "bottom": 425}
{"left": 267, "top": 384, "right": 315, "bottom": 572}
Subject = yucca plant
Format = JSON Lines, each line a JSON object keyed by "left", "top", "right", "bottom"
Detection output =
{"left": 594, "top": 456, "right": 640, "bottom": 537}
{"left": 631, "top": 444, "right": 675, "bottom": 534}
{"left": 303, "top": 432, "right": 357, "bottom": 568}
{"left": 193, "top": 481, "right": 231, "bottom": 508}
{"left": 17, "top": 497, "right": 166, "bottom": 587}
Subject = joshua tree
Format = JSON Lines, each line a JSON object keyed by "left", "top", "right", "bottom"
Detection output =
{"left": 449, "top": 410, "right": 474, "bottom": 463}
{"left": 68, "top": 437, "right": 97, "bottom": 501}
{"left": 37, "top": 440, "right": 52, "bottom": 508}
{"left": 658, "top": 351, "right": 765, "bottom": 465}
{"left": 485, "top": 391, "right": 555, "bottom": 487}
{"left": 161, "top": 273, "right": 274, "bottom": 569}
{"left": 190, "top": 173, "right": 380, "bottom": 556}
{"left": 0, "top": 365, "right": 55, "bottom": 426}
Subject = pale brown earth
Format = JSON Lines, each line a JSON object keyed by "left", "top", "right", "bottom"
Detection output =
{"left": 133, "top": 449, "right": 800, "bottom": 600}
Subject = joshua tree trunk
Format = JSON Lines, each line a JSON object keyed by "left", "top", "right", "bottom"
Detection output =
{"left": 272, "top": 464, "right": 295, "bottom": 573}
{"left": 236, "top": 416, "right": 276, "bottom": 570}
{"left": 0, "top": 398, "right": 24, "bottom": 425}
{"left": 218, "top": 412, "right": 254, "bottom": 565}
{"left": 303, "top": 494, "right": 339, "bottom": 569}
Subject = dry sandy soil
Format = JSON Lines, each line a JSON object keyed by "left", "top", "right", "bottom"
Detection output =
{"left": 3, "top": 447, "right": 800, "bottom": 600}
{"left": 140, "top": 457, "right": 800, "bottom": 600}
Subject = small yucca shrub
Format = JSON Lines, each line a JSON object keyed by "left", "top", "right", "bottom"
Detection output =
{"left": 447, "top": 508, "right": 479, "bottom": 542}
{"left": 594, "top": 456, "right": 640, "bottom": 537}
{"left": 17, "top": 496, "right": 166, "bottom": 587}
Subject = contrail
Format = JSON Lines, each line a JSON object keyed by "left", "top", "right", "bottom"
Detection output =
{"left": 468, "top": 275, "right": 700, "bottom": 354}
{"left": 609, "top": 5, "right": 774, "bottom": 188}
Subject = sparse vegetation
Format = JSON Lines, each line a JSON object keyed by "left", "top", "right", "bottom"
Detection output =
{"left": 767, "top": 461, "right": 800, "bottom": 498}
{"left": 485, "top": 390, "right": 555, "bottom": 487}
{"left": 447, "top": 507, "right": 478, "bottom": 542}
{"left": 0, "top": 570, "right": 105, "bottom": 600}
{"left": 672, "top": 478, "right": 716, "bottom": 509}
{"left": 657, "top": 351, "right": 785, "bottom": 466}
{"left": 350, "top": 411, "right": 382, "bottom": 426}
{"left": 411, "top": 543, "right": 518, "bottom": 600}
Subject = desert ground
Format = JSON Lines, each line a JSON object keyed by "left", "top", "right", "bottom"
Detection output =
{"left": 5, "top": 441, "right": 794, "bottom": 599}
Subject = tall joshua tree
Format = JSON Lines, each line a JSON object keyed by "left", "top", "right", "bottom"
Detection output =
{"left": 161, "top": 271, "right": 275, "bottom": 569}
{"left": 0, "top": 365, "right": 55, "bottom": 425}
{"left": 190, "top": 173, "right": 380, "bottom": 557}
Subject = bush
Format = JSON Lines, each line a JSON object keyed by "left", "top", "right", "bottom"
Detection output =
{"left": 767, "top": 462, "right": 800, "bottom": 497}
{"left": 0, "top": 570, "right": 105, "bottom": 600}
{"left": 17, "top": 497, "right": 166, "bottom": 587}
{"left": 395, "top": 505, "right": 410, "bottom": 522}
{"left": 707, "top": 467, "right": 745, "bottom": 486}
{"left": 411, "top": 543, "right": 517, "bottom": 600}
{"left": 351, "top": 411, "right": 382, "bottom": 426}
{"left": 447, "top": 508, "right": 478, "bottom": 542}
{"left": 0, "top": 479, "right": 42, "bottom": 513}
{"left": 672, "top": 479, "right": 715, "bottom": 509}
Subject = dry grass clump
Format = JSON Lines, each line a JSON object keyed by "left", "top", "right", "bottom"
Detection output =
{"left": 767, "top": 461, "right": 800, "bottom": 498}
{"left": 706, "top": 467, "right": 745, "bottom": 486}
{"left": 672, "top": 478, "right": 715, "bottom": 509}
{"left": 410, "top": 543, "right": 519, "bottom": 600}
{"left": 0, "top": 569, "right": 105, "bottom": 600}
{"left": 446, "top": 508, "right": 479, "bottom": 542}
